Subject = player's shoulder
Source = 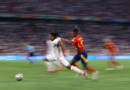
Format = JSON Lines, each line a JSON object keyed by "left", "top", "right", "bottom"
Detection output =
{"left": 46, "top": 40, "right": 52, "bottom": 43}
{"left": 78, "top": 35, "right": 83, "bottom": 37}
{"left": 53, "top": 37, "right": 61, "bottom": 44}
{"left": 76, "top": 35, "right": 83, "bottom": 39}
{"left": 110, "top": 42, "right": 116, "bottom": 45}
{"left": 105, "top": 42, "right": 116, "bottom": 46}
{"left": 76, "top": 35, "right": 83, "bottom": 40}
{"left": 30, "top": 46, "right": 34, "bottom": 48}
{"left": 54, "top": 37, "right": 61, "bottom": 41}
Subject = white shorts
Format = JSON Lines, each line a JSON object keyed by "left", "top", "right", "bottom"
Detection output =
{"left": 46, "top": 54, "right": 56, "bottom": 61}
{"left": 57, "top": 57, "right": 69, "bottom": 67}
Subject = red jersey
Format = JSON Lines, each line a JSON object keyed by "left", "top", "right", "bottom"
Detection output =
{"left": 104, "top": 42, "right": 117, "bottom": 54}
{"left": 71, "top": 35, "right": 84, "bottom": 50}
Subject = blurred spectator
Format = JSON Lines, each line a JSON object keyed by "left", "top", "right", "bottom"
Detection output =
{"left": 0, "top": 0, "right": 130, "bottom": 19}
{"left": 0, "top": 23, "right": 129, "bottom": 55}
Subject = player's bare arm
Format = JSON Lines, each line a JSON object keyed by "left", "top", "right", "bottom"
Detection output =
{"left": 58, "top": 41, "right": 66, "bottom": 56}
{"left": 61, "top": 38, "right": 73, "bottom": 45}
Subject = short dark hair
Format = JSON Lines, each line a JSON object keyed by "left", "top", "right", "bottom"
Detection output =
{"left": 73, "top": 29, "right": 79, "bottom": 33}
{"left": 50, "top": 32, "right": 59, "bottom": 38}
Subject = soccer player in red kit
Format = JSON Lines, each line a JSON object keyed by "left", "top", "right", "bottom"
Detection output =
{"left": 104, "top": 38, "right": 124, "bottom": 70}
{"left": 62, "top": 26, "right": 99, "bottom": 80}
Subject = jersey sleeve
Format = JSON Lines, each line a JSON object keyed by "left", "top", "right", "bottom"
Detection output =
{"left": 72, "top": 38, "right": 78, "bottom": 44}
{"left": 46, "top": 40, "right": 52, "bottom": 45}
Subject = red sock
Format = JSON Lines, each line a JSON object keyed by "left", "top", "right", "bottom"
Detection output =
{"left": 115, "top": 62, "right": 121, "bottom": 66}
{"left": 86, "top": 66, "right": 96, "bottom": 73}
{"left": 73, "top": 63, "right": 80, "bottom": 69}
{"left": 111, "top": 60, "right": 121, "bottom": 66}
{"left": 111, "top": 60, "right": 116, "bottom": 65}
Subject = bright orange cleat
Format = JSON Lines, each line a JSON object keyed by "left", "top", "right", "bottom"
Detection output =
{"left": 46, "top": 69, "right": 57, "bottom": 73}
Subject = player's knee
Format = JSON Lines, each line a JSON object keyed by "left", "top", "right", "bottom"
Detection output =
{"left": 83, "top": 64, "right": 87, "bottom": 69}
{"left": 111, "top": 60, "right": 116, "bottom": 64}
{"left": 66, "top": 65, "right": 71, "bottom": 70}
{"left": 70, "top": 60, "right": 76, "bottom": 65}
{"left": 43, "top": 58, "right": 48, "bottom": 61}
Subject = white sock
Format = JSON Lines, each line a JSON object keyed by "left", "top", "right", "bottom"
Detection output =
{"left": 71, "top": 66, "right": 83, "bottom": 74}
{"left": 53, "top": 61, "right": 62, "bottom": 66}
{"left": 43, "top": 61, "right": 54, "bottom": 69}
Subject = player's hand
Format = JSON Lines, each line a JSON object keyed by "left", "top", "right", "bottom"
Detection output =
{"left": 63, "top": 52, "right": 66, "bottom": 56}
{"left": 67, "top": 32, "right": 72, "bottom": 35}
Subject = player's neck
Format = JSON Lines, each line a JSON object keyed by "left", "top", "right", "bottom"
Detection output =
{"left": 74, "top": 35, "right": 78, "bottom": 37}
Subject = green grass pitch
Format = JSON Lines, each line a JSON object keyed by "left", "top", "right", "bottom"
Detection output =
{"left": 0, "top": 60, "right": 130, "bottom": 90}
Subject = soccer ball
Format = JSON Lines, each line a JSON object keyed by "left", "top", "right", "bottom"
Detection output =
{"left": 15, "top": 74, "right": 23, "bottom": 81}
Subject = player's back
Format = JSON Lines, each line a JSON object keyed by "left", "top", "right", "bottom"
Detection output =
{"left": 52, "top": 37, "right": 64, "bottom": 58}
{"left": 26, "top": 46, "right": 35, "bottom": 52}
{"left": 104, "top": 42, "right": 116, "bottom": 52}
{"left": 72, "top": 35, "right": 84, "bottom": 50}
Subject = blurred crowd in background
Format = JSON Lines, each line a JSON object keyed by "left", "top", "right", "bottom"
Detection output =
{"left": 0, "top": 0, "right": 129, "bottom": 19}
{"left": 0, "top": 0, "right": 130, "bottom": 55}
{"left": 0, "top": 23, "right": 129, "bottom": 55}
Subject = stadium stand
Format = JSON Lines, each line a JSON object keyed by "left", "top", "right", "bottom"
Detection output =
{"left": 0, "top": 23, "right": 129, "bottom": 55}
{"left": 0, "top": 0, "right": 129, "bottom": 19}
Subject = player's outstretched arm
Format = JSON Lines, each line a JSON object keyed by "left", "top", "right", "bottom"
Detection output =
{"left": 58, "top": 41, "right": 66, "bottom": 56}
{"left": 61, "top": 38, "right": 73, "bottom": 45}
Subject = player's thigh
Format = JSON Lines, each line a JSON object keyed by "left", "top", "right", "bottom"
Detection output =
{"left": 70, "top": 53, "right": 80, "bottom": 65}
{"left": 46, "top": 54, "right": 56, "bottom": 61}
{"left": 80, "top": 51, "right": 88, "bottom": 67}
{"left": 59, "top": 57, "right": 69, "bottom": 67}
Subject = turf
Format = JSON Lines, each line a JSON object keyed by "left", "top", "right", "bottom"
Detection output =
{"left": 0, "top": 60, "right": 130, "bottom": 90}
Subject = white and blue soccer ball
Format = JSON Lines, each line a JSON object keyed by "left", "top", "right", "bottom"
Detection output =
{"left": 15, "top": 74, "right": 23, "bottom": 81}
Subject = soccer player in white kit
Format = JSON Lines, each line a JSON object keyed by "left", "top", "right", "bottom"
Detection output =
{"left": 49, "top": 32, "right": 87, "bottom": 78}
{"left": 43, "top": 40, "right": 63, "bottom": 73}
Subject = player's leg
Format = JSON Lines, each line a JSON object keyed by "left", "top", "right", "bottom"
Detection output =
{"left": 71, "top": 60, "right": 82, "bottom": 77}
{"left": 59, "top": 57, "right": 87, "bottom": 78}
{"left": 52, "top": 60, "right": 63, "bottom": 70}
{"left": 70, "top": 53, "right": 81, "bottom": 68}
{"left": 50, "top": 54, "right": 63, "bottom": 70}
{"left": 43, "top": 56, "right": 57, "bottom": 73}
{"left": 70, "top": 54, "right": 82, "bottom": 77}
{"left": 105, "top": 55, "right": 115, "bottom": 70}
{"left": 80, "top": 50, "right": 99, "bottom": 80}
{"left": 30, "top": 53, "right": 41, "bottom": 65}
{"left": 110, "top": 54, "right": 124, "bottom": 70}
{"left": 26, "top": 54, "right": 33, "bottom": 64}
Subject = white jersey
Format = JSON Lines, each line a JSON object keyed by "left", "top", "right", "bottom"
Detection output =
{"left": 46, "top": 40, "right": 54, "bottom": 54}
{"left": 52, "top": 37, "right": 64, "bottom": 58}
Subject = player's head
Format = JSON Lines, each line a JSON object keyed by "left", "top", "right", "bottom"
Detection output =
{"left": 104, "top": 37, "right": 112, "bottom": 43}
{"left": 49, "top": 32, "right": 59, "bottom": 41}
{"left": 72, "top": 29, "right": 79, "bottom": 38}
